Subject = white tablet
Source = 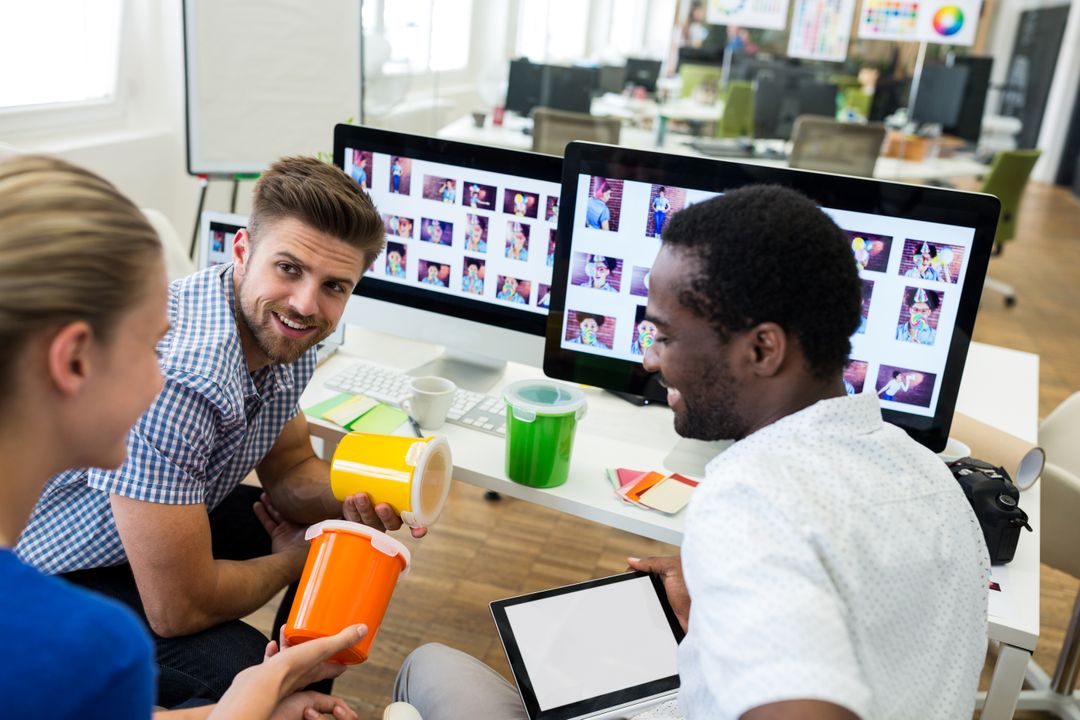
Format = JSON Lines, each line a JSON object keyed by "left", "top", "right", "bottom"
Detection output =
{"left": 490, "top": 571, "right": 684, "bottom": 720}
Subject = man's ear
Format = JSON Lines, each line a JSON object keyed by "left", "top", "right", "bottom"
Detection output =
{"left": 745, "top": 321, "right": 788, "bottom": 378}
{"left": 47, "top": 321, "right": 95, "bottom": 396}
{"left": 232, "top": 228, "right": 252, "bottom": 278}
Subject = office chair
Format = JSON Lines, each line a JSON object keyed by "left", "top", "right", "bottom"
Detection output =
{"left": 841, "top": 87, "right": 873, "bottom": 119}
{"left": 980, "top": 149, "right": 1041, "bottom": 306}
{"left": 678, "top": 63, "right": 723, "bottom": 100}
{"left": 530, "top": 107, "right": 621, "bottom": 157}
{"left": 788, "top": 116, "right": 886, "bottom": 178}
{"left": 1004, "top": 391, "right": 1080, "bottom": 718}
{"left": 715, "top": 81, "right": 754, "bottom": 139}
{"left": 141, "top": 208, "right": 195, "bottom": 281}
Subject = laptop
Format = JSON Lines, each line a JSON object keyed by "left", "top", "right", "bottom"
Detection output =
{"left": 491, "top": 571, "right": 684, "bottom": 720}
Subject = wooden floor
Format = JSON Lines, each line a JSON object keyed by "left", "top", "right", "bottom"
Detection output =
{"left": 248, "top": 181, "right": 1080, "bottom": 717}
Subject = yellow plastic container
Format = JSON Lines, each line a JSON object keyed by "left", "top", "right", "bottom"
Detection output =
{"left": 330, "top": 433, "right": 453, "bottom": 528}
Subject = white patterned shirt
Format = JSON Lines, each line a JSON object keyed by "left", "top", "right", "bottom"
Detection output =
{"left": 16, "top": 264, "right": 316, "bottom": 574}
{"left": 675, "top": 391, "right": 989, "bottom": 719}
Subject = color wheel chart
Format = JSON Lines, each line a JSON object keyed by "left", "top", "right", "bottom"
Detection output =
{"left": 788, "top": 0, "right": 857, "bottom": 62}
{"left": 859, "top": 0, "right": 982, "bottom": 44}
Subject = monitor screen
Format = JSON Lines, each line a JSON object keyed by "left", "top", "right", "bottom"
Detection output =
{"left": 507, "top": 58, "right": 545, "bottom": 116}
{"left": 543, "top": 65, "right": 599, "bottom": 114}
{"left": 945, "top": 55, "right": 993, "bottom": 143}
{"left": 333, "top": 124, "right": 563, "bottom": 338}
{"left": 911, "top": 64, "right": 970, "bottom": 127}
{"left": 544, "top": 142, "right": 999, "bottom": 451}
{"left": 624, "top": 58, "right": 662, "bottom": 93}
{"left": 198, "top": 210, "right": 247, "bottom": 270}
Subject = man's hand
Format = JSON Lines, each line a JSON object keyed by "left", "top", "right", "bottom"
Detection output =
{"left": 342, "top": 492, "right": 427, "bottom": 539}
{"left": 269, "top": 692, "right": 357, "bottom": 720}
{"left": 253, "top": 493, "right": 310, "bottom": 569}
{"left": 628, "top": 555, "right": 690, "bottom": 632}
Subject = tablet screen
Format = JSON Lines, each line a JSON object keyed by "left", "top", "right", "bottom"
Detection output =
{"left": 491, "top": 572, "right": 683, "bottom": 719}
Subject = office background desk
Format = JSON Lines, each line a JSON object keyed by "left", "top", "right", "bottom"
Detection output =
{"left": 301, "top": 330, "right": 1039, "bottom": 718}
{"left": 436, "top": 113, "right": 990, "bottom": 184}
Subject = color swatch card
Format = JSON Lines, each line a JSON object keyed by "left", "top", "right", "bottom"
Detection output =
{"left": 609, "top": 468, "right": 699, "bottom": 515}
{"left": 916, "top": 0, "right": 980, "bottom": 46}
{"left": 788, "top": 0, "right": 856, "bottom": 62}
{"left": 858, "top": 0, "right": 921, "bottom": 41}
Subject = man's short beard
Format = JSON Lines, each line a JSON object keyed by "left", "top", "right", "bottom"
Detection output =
{"left": 673, "top": 356, "right": 749, "bottom": 442}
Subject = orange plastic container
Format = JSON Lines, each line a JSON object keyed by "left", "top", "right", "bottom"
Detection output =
{"left": 283, "top": 520, "right": 411, "bottom": 664}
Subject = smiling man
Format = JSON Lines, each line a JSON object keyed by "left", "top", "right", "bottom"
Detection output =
{"left": 16, "top": 156, "right": 414, "bottom": 706}
{"left": 393, "top": 185, "right": 988, "bottom": 720}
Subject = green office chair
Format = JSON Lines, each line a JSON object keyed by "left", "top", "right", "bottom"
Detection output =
{"left": 715, "top": 81, "right": 754, "bottom": 139}
{"left": 841, "top": 87, "right": 872, "bottom": 119}
{"left": 679, "top": 63, "right": 723, "bottom": 99}
{"left": 980, "top": 149, "right": 1041, "bottom": 306}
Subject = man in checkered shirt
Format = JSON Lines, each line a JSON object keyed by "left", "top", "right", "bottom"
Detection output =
{"left": 16, "top": 156, "right": 412, "bottom": 706}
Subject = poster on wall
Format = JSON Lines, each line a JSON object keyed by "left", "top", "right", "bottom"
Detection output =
{"left": 787, "top": 0, "right": 857, "bottom": 61}
{"left": 706, "top": 0, "right": 791, "bottom": 31}
{"left": 857, "top": 0, "right": 921, "bottom": 41}
{"left": 916, "top": 0, "right": 982, "bottom": 46}
{"left": 858, "top": 0, "right": 983, "bottom": 45}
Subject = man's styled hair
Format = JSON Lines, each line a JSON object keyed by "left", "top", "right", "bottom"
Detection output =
{"left": 249, "top": 156, "right": 385, "bottom": 266}
{"left": 662, "top": 184, "right": 861, "bottom": 379}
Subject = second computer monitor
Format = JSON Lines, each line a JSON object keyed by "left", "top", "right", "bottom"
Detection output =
{"left": 911, "top": 64, "right": 970, "bottom": 127}
{"left": 333, "top": 124, "right": 563, "bottom": 378}
{"left": 624, "top": 58, "right": 662, "bottom": 93}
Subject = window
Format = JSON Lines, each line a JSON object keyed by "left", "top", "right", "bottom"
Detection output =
{"left": 0, "top": 0, "right": 123, "bottom": 111}
{"left": 362, "top": 0, "right": 473, "bottom": 76}
{"left": 515, "top": 0, "right": 589, "bottom": 63}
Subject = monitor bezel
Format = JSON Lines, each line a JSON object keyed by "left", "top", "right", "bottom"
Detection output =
{"left": 544, "top": 141, "right": 1000, "bottom": 452}
{"left": 333, "top": 124, "right": 564, "bottom": 338}
{"left": 197, "top": 210, "right": 248, "bottom": 271}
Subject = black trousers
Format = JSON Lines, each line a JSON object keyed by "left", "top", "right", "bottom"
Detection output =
{"left": 62, "top": 485, "right": 312, "bottom": 707}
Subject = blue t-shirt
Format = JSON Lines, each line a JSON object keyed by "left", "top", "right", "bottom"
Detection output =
{"left": 586, "top": 197, "right": 610, "bottom": 229}
{"left": 0, "top": 550, "right": 154, "bottom": 718}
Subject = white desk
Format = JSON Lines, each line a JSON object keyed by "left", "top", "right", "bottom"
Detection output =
{"left": 436, "top": 114, "right": 990, "bottom": 184}
{"left": 302, "top": 331, "right": 1039, "bottom": 718}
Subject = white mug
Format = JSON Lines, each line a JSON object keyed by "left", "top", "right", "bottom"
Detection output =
{"left": 401, "top": 376, "right": 456, "bottom": 429}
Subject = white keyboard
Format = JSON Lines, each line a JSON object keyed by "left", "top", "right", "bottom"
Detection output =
{"left": 324, "top": 360, "right": 507, "bottom": 436}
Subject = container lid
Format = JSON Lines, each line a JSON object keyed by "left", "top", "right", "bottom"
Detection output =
{"left": 503, "top": 379, "right": 587, "bottom": 418}
{"left": 305, "top": 519, "right": 411, "bottom": 575}
{"left": 406, "top": 436, "right": 453, "bottom": 528}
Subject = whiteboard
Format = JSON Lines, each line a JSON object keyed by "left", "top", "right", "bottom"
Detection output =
{"left": 183, "top": 0, "right": 360, "bottom": 176}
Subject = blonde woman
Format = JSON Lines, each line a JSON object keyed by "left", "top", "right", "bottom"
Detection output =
{"left": 0, "top": 155, "right": 361, "bottom": 719}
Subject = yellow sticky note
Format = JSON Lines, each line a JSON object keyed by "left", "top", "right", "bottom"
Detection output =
{"left": 322, "top": 395, "right": 378, "bottom": 428}
{"left": 637, "top": 476, "right": 696, "bottom": 514}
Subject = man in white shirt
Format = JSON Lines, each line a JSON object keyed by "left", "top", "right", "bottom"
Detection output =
{"left": 394, "top": 185, "right": 989, "bottom": 719}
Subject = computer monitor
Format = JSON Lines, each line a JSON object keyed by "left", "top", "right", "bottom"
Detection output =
{"left": 334, "top": 124, "right": 563, "bottom": 389}
{"left": 507, "top": 58, "right": 545, "bottom": 115}
{"left": 543, "top": 65, "right": 599, "bottom": 114}
{"left": 868, "top": 75, "right": 910, "bottom": 123}
{"left": 544, "top": 142, "right": 999, "bottom": 451}
{"left": 624, "top": 58, "right": 662, "bottom": 93}
{"left": 197, "top": 210, "right": 247, "bottom": 270}
{"left": 598, "top": 65, "right": 627, "bottom": 95}
{"left": 945, "top": 55, "right": 993, "bottom": 143}
{"left": 755, "top": 77, "right": 837, "bottom": 140}
{"left": 911, "top": 64, "right": 970, "bottom": 127}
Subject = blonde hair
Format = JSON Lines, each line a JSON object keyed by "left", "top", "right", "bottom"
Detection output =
{"left": 0, "top": 155, "right": 162, "bottom": 402}
{"left": 249, "top": 155, "right": 385, "bottom": 266}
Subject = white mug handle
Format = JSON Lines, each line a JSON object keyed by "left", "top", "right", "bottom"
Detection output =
{"left": 401, "top": 398, "right": 413, "bottom": 416}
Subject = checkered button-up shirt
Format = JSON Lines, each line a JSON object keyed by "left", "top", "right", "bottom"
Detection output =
{"left": 16, "top": 264, "right": 316, "bottom": 574}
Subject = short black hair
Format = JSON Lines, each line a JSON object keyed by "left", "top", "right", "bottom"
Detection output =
{"left": 905, "top": 287, "right": 940, "bottom": 310}
{"left": 578, "top": 312, "right": 606, "bottom": 326}
{"left": 661, "top": 184, "right": 861, "bottom": 379}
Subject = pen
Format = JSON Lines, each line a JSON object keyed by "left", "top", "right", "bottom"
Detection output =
{"left": 408, "top": 416, "right": 423, "bottom": 438}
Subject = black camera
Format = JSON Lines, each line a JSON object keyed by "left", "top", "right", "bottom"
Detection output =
{"left": 948, "top": 457, "right": 1032, "bottom": 565}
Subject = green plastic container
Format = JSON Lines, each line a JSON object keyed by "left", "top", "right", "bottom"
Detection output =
{"left": 503, "top": 380, "right": 588, "bottom": 488}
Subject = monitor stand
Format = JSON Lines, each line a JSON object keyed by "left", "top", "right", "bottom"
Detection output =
{"left": 406, "top": 348, "right": 506, "bottom": 394}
